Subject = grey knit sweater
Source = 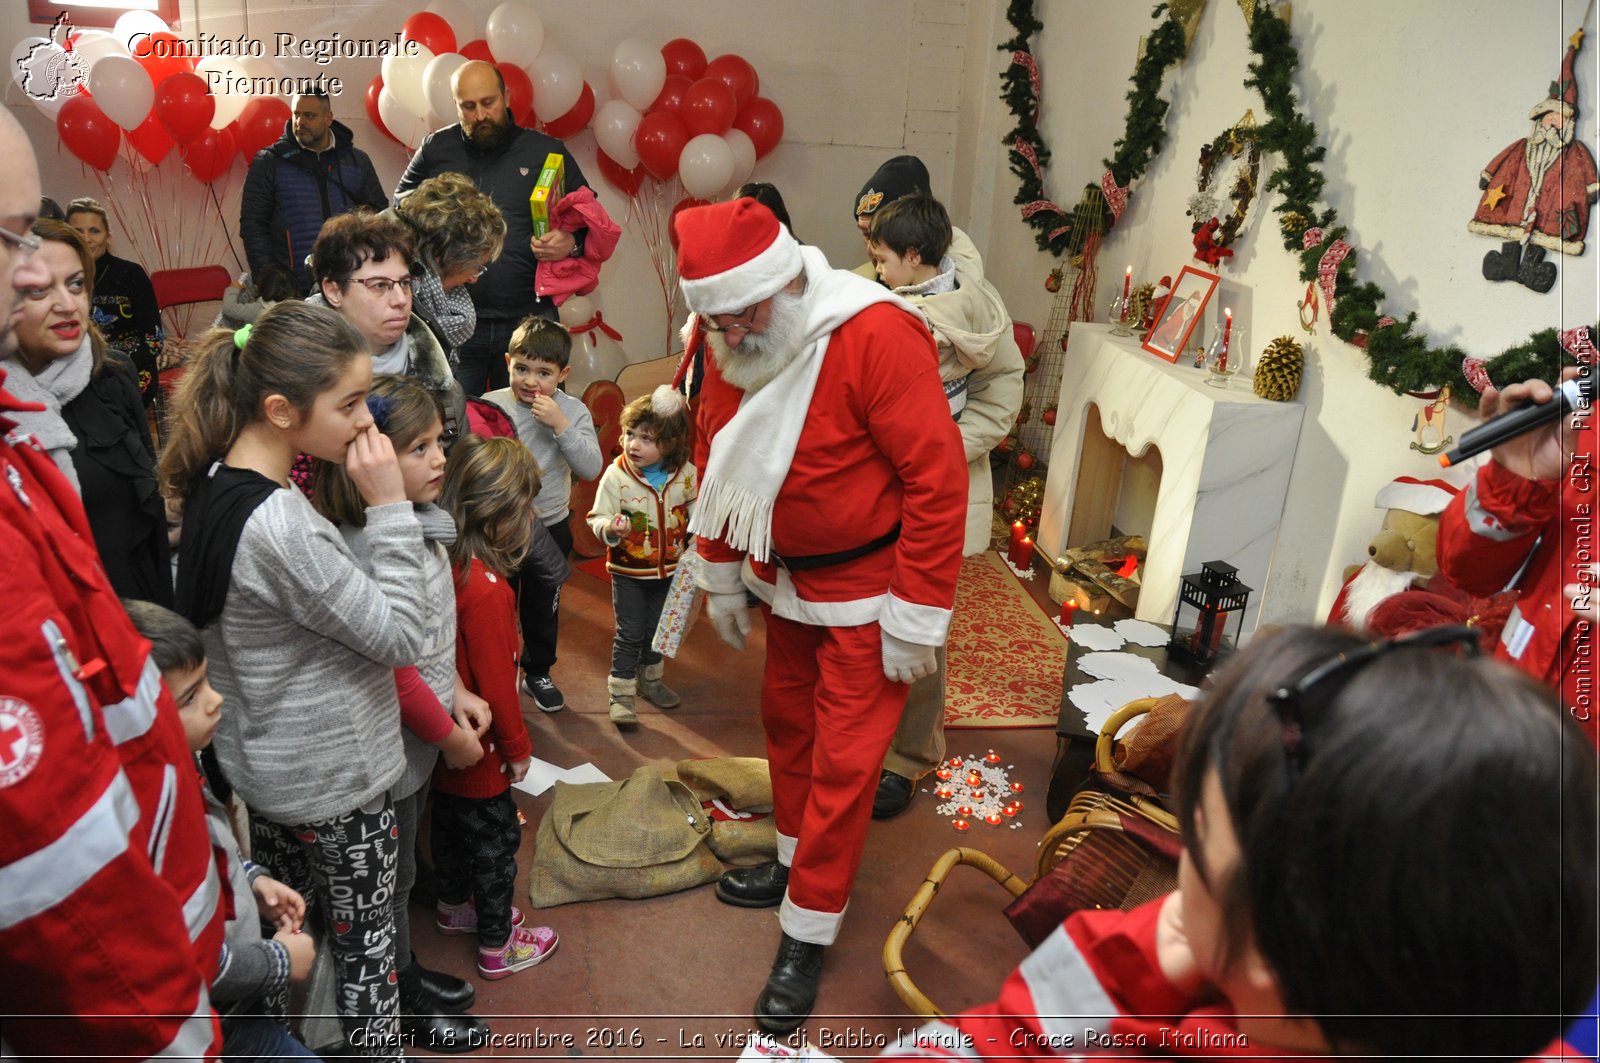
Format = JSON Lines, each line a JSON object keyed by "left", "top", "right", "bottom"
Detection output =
{"left": 482, "top": 387, "right": 604, "bottom": 524}
{"left": 204, "top": 489, "right": 425, "bottom": 824}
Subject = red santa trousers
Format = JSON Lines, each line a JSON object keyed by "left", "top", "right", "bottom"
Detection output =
{"left": 760, "top": 608, "right": 907, "bottom": 946}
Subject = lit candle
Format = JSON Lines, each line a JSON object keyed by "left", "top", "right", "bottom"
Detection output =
{"left": 1059, "top": 599, "right": 1078, "bottom": 627}
{"left": 1011, "top": 534, "right": 1034, "bottom": 569}
{"left": 1009, "top": 800, "right": 1024, "bottom": 813}
{"left": 966, "top": 770, "right": 982, "bottom": 786}
{"left": 985, "top": 751, "right": 1002, "bottom": 765}
{"left": 937, "top": 787, "right": 953, "bottom": 799}
{"left": 949, "top": 757, "right": 964, "bottom": 768}
{"left": 952, "top": 818, "right": 970, "bottom": 832}
{"left": 985, "top": 813, "right": 1004, "bottom": 827}
{"left": 1009, "top": 520, "right": 1026, "bottom": 557}
{"left": 970, "top": 789, "right": 985, "bottom": 801}
{"left": 1010, "top": 781, "right": 1025, "bottom": 794}
{"left": 1122, "top": 265, "right": 1132, "bottom": 304}
{"left": 1002, "top": 804, "right": 1019, "bottom": 818}
{"left": 1219, "top": 307, "right": 1232, "bottom": 372}
{"left": 957, "top": 805, "right": 973, "bottom": 817}
{"left": 934, "top": 768, "right": 952, "bottom": 782}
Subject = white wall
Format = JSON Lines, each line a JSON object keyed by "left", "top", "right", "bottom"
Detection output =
{"left": 968, "top": 0, "right": 1599, "bottom": 628}
{"left": 6, "top": 0, "right": 1594, "bottom": 626}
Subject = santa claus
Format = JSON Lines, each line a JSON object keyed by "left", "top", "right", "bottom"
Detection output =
{"left": 674, "top": 199, "right": 967, "bottom": 1033}
{"left": 1469, "top": 31, "right": 1599, "bottom": 292}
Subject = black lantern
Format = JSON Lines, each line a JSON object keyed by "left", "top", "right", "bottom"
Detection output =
{"left": 1167, "top": 561, "right": 1252, "bottom": 667}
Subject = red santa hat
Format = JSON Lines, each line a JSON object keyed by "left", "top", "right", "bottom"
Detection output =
{"left": 1530, "top": 39, "right": 1581, "bottom": 122}
{"left": 1373, "top": 475, "right": 1461, "bottom": 516}
{"left": 674, "top": 199, "right": 803, "bottom": 316}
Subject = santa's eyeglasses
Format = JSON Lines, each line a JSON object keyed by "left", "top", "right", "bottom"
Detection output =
{"left": 701, "top": 304, "right": 759, "bottom": 337}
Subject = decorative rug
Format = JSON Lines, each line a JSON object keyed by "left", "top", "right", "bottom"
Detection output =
{"left": 575, "top": 555, "right": 612, "bottom": 583}
{"left": 946, "top": 551, "right": 1066, "bottom": 729}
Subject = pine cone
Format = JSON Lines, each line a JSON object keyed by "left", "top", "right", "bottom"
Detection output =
{"left": 1252, "top": 335, "right": 1304, "bottom": 401}
{"left": 1280, "top": 211, "right": 1309, "bottom": 238}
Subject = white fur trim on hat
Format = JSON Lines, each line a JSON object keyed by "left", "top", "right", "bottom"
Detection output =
{"left": 1373, "top": 476, "right": 1460, "bottom": 516}
{"left": 679, "top": 226, "right": 803, "bottom": 316}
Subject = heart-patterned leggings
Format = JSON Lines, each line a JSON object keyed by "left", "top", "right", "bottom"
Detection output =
{"left": 251, "top": 794, "right": 401, "bottom": 1061}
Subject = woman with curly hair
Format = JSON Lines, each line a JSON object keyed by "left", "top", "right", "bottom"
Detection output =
{"left": 389, "top": 173, "right": 506, "bottom": 370}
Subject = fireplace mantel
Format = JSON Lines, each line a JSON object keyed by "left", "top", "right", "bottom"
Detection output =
{"left": 1039, "top": 324, "right": 1304, "bottom": 634}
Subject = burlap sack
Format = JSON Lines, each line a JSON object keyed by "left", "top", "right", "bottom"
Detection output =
{"left": 673, "top": 756, "right": 778, "bottom": 865}
{"left": 527, "top": 765, "right": 724, "bottom": 908}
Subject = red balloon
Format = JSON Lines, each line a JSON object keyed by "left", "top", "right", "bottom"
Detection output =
{"left": 126, "top": 111, "right": 173, "bottom": 166}
{"left": 459, "top": 39, "right": 494, "bottom": 62}
{"left": 704, "top": 54, "right": 758, "bottom": 110}
{"left": 401, "top": 12, "right": 456, "bottom": 55}
{"left": 635, "top": 110, "right": 689, "bottom": 181}
{"left": 364, "top": 75, "right": 397, "bottom": 144}
{"left": 497, "top": 63, "right": 535, "bottom": 127}
{"left": 153, "top": 72, "right": 215, "bottom": 144}
{"left": 734, "top": 96, "right": 784, "bottom": 159}
{"left": 132, "top": 31, "right": 194, "bottom": 86}
{"left": 540, "top": 82, "right": 593, "bottom": 139}
{"left": 660, "top": 38, "right": 707, "bottom": 80}
{"left": 57, "top": 95, "right": 121, "bottom": 171}
{"left": 680, "top": 77, "right": 736, "bottom": 137}
{"left": 668, "top": 196, "right": 709, "bottom": 253}
{"left": 649, "top": 74, "right": 691, "bottom": 115}
{"left": 236, "top": 97, "right": 290, "bottom": 159}
{"left": 595, "top": 149, "right": 645, "bottom": 198}
{"left": 182, "top": 124, "right": 237, "bottom": 183}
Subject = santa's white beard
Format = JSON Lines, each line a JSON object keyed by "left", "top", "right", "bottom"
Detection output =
{"left": 1523, "top": 120, "right": 1571, "bottom": 206}
{"left": 1338, "top": 563, "right": 1420, "bottom": 632}
{"left": 709, "top": 289, "right": 807, "bottom": 393}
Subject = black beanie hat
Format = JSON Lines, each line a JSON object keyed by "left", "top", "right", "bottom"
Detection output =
{"left": 853, "top": 155, "right": 931, "bottom": 219}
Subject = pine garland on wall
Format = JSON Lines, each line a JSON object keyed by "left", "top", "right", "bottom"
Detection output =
{"left": 997, "top": 0, "right": 1594, "bottom": 406}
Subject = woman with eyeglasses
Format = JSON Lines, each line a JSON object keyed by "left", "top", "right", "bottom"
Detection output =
{"left": 880, "top": 625, "right": 1596, "bottom": 1063}
{"left": 388, "top": 173, "right": 506, "bottom": 372}
{"left": 0, "top": 219, "right": 171, "bottom": 604}
{"left": 65, "top": 197, "right": 164, "bottom": 407}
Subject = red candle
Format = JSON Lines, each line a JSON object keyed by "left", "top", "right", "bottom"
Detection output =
{"left": 970, "top": 789, "right": 985, "bottom": 801}
{"left": 949, "top": 757, "right": 963, "bottom": 768}
{"left": 1059, "top": 599, "right": 1078, "bottom": 627}
{"left": 1121, "top": 265, "right": 1132, "bottom": 304}
{"left": 1002, "top": 804, "right": 1019, "bottom": 818}
{"left": 1009, "top": 520, "right": 1026, "bottom": 556}
{"left": 934, "top": 768, "right": 952, "bottom": 781}
{"left": 952, "top": 818, "right": 971, "bottom": 832}
{"left": 985, "top": 752, "right": 1002, "bottom": 765}
{"left": 957, "top": 805, "right": 973, "bottom": 817}
{"left": 1010, "top": 799, "right": 1024, "bottom": 813}
{"left": 1219, "top": 307, "right": 1232, "bottom": 372}
{"left": 985, "top": 813, "right": 1004, "bottom": 827}
{"left": 1010, "top": 535, "right": 1034, "bottom": 569}
{"left": 1010, "top": 781, "right": 1025, "bottom": 794}
{"left": 936, "top": 787, "right": 953, "bottom": 799}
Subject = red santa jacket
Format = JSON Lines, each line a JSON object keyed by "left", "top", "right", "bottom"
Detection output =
{"left": 879, "top": 899, "right": 1577, "bottom": 1061}
{"left": 692, "top": 303, "right": 968, "bottom": 645}
{"left": 0, "top": 377, "right": 225, "bottom": 1057}
{"left": 435, "top": 558, "right": 533, "bottom": 799}
{"left": 1437, "top": 456, "right": 1595, "bottom": 747}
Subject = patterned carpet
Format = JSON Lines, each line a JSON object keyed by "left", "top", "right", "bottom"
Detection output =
{"left": 945, "top": 551, "right": 1066, "bottom": 729}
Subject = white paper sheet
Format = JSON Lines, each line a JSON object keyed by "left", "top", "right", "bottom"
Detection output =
{"left": 1114, "top": 618, "right": 1171, "bottom": 647}
{"left": 1076, "top": 651, "right": 1162, "bottom": 682}
{"left": 511, "top": 757, "right": 611, "bottom": 797}
{"left": 1067, "top": 625, "right": 1127, "bottom": 651}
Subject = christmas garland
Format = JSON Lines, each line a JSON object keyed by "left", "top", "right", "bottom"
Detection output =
{"left": 998, "top": 0, "right": 1592, "bottom": 404}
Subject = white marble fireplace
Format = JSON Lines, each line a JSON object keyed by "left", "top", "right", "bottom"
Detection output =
{"left": 1039, "top": 324, "right": 1304, "bottom": 634}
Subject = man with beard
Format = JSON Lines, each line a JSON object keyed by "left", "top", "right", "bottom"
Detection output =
{"left": 0, "top": 108, "right": 227, "bottom": 1056}
{"left": 398, "top": 60, "right": 598, "bottom": 396}
{"left": 240, "top": 91, "right": 387, "bottom": 296}
{"left": 677, "top": 199, "right": 967, "bottom": 1033}
{"left": 1469, "top": 32, "right": 1598, "bottom": 292}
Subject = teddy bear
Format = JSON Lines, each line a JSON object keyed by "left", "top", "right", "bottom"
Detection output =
{"left": 1328, "top": 477, "right": 1458, "bottom": 633}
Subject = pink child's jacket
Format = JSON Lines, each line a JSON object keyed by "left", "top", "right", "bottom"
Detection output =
{"left": 535, "top": 186, "right": 620, "bottom": 305}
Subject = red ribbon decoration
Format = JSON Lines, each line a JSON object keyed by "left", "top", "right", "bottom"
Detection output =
{"left": 1020, "top": 199, "right": 1067, "bottom": 220}
{"left": 1012, "top": 138, "right": 1043, "bottom": 181}
{"left": 1301, "top": 226, "right": 1324, "bottom": 250}
{"left": 1011, "top": 50, "right": 1042, "bottom": 120}
{"left": 1561, "top": 325, "right": 1596, "bottom": 363}
{"left": 568, "top": 310, "right": 623, "bottom": 348}
{"left": 1376, "top": 315, "right": 1396, "bottom": 329}
{"left": 1317, "top": 239, "right": 1353, "bottom": 316}
{"left": 1100, "top": 170, "right": 1129, "bottom": 220}
{"left": 1461, "top": 357, "right": 1492, "bottom": 394}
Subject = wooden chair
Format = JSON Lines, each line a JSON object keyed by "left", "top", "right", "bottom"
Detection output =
{"left": 149, "top": 266, "right": 232, "bottom": 439}
{"left": 883, "top": 697, "right": 1181, "bottom": 1019}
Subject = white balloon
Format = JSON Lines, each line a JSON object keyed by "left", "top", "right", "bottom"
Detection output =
{"left": 723, "top": 129, "right": 757, "bottom": 194}
{"left": 557, "top": 295, "right": 596, "bottom": 329}
{"left": 678, "top": 133, "right": 736, "bottom": 200}
{"left": 196, "top": 56, "right": 249, "bottom": 129}
{"left": 88, "top": 54, "right": 153, "bottom": 130}
{"left": 423, "top": 52, "right": 468, "bottom": 124}
{"left": 592, "top": 99, "right": 642, "bottom": 170}
{"left": 425, "top": 0, "right": 478, "bottom": 46}
{"left": 530, "top": 51, "right": 581, "bottom": 122}
{"left": 608, "top": 37, "right": 665, "bottom": 113}
{"left": 11, "top": 39, "right": 85, "bottom": 118}
{"left": 71, "top": 30, "right": 129, "bottom": 70}
{"left": 485, "top": 2, "right": 543, "bottom": 67}
{"left": 378, "top": 85, "right": 429, "bottom": 151}
{"left": 564, "top": 328, "right": 628, "bottom": 395}
{"left": 381, "top": 43, "right": 436, "bottom": 125}
{"left": 112, "top": 11, "right": 170, "bottom": 53}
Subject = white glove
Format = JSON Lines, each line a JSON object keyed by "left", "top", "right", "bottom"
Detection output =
{"left": 882, "top": 632, "right": 937, "bottom": 684}
{"left": 705, "top": 592, "right": 752, "bottom": 651}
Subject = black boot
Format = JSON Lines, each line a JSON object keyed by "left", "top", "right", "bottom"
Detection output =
{"left": 1482, "top": 240, "right": 1521, "bottom": 281}
{"left": 872, "top": 770, "right": 915, "bottom": 819}
{"left": 398, "top": 964, "right": 490, "bottom": 1054}
{"left": 754, "top": 933, "right": 825, "bottom": 1034}
{"left": 715, "top": 860, "right": 788, "bottom": 908}
{"left": 1517, "top": 243, "right": 1558, "bottom": 293}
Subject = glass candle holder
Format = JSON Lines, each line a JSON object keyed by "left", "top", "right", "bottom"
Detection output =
{"left": 1108, "top": 293, "right": 1135, "bottom": 336}
{"left": 1205, "top": 327, "right": 1246, "bottom": 388}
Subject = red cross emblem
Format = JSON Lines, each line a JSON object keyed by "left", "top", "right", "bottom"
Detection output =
{"left": 0, "top": 698, "right": 45, "bottom": 788}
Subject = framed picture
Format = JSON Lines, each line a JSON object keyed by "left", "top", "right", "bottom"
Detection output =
{"left": 1141, "top": 265, "right": 1220, "bottom": 363}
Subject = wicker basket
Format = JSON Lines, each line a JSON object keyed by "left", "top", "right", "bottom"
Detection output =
{"left": 882, "top": 697, "right": 1181, "bottom": 1019}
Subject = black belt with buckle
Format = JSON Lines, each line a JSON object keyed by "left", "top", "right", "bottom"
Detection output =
{"left": 773, "top": 523, "right": 902, "bottom": 572}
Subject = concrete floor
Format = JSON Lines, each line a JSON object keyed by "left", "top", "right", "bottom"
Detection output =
{"left": 409, "top": 562, "right": 1066, "bottom": 1058}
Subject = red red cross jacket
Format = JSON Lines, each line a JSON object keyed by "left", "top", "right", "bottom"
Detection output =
{"left": 0, "top": 376, "right": 226, "bottom": 1058}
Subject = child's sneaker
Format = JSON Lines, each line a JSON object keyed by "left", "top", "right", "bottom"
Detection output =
{"left": 477, "top": 923, "right": 559, "bottom": 979}
{"left": 436, "top": 897, "right": 525, "bottom": 936}
{"left": 523, "top": 673, "right": 565, "bottom": 713}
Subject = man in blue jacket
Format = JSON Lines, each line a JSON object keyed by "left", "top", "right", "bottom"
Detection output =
{"left": 397, "top": 60, "right": 595, "bottom": 396}
{"left": 239, "top": 92, "right": 387, "bottom": 297}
